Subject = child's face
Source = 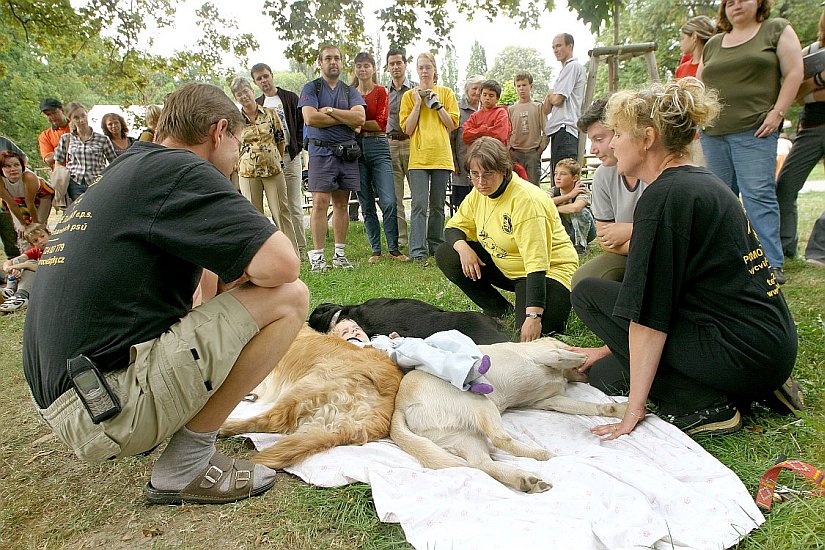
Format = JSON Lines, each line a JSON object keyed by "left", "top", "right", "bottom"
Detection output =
{"left": 514, "top": 79, "right": 532, "bottom": 101}
{"left": 554, "top": 167, "right": 579, "bottom": 190}
{"left": 332, "top": 319, "right": 369, "bottom": 343}
{"left": 28, "top": 230, "right": 50, "bottom": 250}
{"left": 480, "top": 89, "right": 499, "bottom": 110}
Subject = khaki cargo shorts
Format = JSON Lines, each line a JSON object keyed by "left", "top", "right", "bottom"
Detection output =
{"left": 38, "top": 292, "right": 259, "bottom": 463}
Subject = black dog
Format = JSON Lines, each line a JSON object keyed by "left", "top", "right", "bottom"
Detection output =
{"left": 309, "top": 298, "right": 511, "bottom": 344}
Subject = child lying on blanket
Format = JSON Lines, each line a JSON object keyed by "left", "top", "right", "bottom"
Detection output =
{"left": 330, "top": 318, "right": 494, "bottom": 394}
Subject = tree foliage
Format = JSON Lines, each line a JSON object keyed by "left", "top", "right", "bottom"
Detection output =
{"left": 466, "top": 41, "right": 489, "bottom": 78}
{"left": 488, "top": 46, "right": 553, "bottom": 99}
{"left": 441, "top": 46, "right": 460, "bottom": 93}
{"left": 0, "top": 0, "right": 258, "bottom": 165}
{"left": 261, "top": 0, "right": 561, "bottom": 65}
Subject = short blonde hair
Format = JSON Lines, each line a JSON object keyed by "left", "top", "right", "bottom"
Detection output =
{"left": 604, "top": 78, "right": 720, "bottom": 157}
{"left": 144, "top": 105, "right": 162, "bottom": 129}
{"left": 155, "top": 83, "right": 244, "bottom": 146}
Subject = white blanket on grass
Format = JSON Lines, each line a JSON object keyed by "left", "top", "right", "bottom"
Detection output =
{"left": 229, "top": 383, "right": 763, "bottom": 549}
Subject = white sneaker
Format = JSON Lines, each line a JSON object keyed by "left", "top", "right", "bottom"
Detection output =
{"left": 1, "top": 287, "right": 15, "bottom": 300}
{"left": 0, "top": 295, "right": 27, "bottom": 313}
{"left": 309, "top": 256, "right": 329, "bottom": 273}
{"left": 332, "top": 254, "right": 354, "bottom": 269}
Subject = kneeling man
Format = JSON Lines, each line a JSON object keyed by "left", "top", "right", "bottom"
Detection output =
{"left": 23, "top": 83, "right": 309, "bottom": 505}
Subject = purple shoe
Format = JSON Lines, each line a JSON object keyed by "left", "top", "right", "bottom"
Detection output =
{"left": 477, "top": 355, "right": 491, "bottom": 375}
{"left": 470, "top": 382, "right": 494, "bottom": 394}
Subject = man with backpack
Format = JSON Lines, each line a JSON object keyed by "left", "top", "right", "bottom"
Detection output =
{"left": 298, "top": 44, "right": 366, "bottom": 272}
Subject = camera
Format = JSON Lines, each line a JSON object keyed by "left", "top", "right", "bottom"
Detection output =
{"left": 418, "top": 89, "right": 442, "bottom": 110}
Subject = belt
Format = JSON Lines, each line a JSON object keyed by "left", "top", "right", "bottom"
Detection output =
{"left": 361, "top": 131, "right": 386, "bottom": 138}
{"left": 308, "top": 138, "right": 355, "bottom": 148}
{"left": 387, "top": 133, "right": 409, "bottom": 141}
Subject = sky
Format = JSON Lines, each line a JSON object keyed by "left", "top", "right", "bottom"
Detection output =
{"left": 145, "top": 0, "right": 597, "bottom": 84}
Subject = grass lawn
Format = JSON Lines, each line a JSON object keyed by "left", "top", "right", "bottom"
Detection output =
{"left": 1, "top": 194, "right": 823, "bottom": 549}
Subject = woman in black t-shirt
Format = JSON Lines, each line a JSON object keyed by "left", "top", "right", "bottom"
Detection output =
{"left": 568, "top": 78, "right": 799, "bottom": 438}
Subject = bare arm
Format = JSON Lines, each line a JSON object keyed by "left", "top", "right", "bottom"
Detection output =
{"left": 756, "top": 25, "right": 804, "bottom": 138}
{"left": 302, "top": 106, "right": 346, "bottom": 129}
{"left": 435, "top": 105, "right": 456, "bottom": 131}
{"left": 361, "top": 120, "right": 383, "bottom": 132}
{"left": 328, "top": 105, "right": 366, "bottom": 129}
{"left": 0, "top": 186, "right": 28, "bottom": 226}
{"left": 542, "top": 91, "right": 564, "bottom": 114}
{"left": 244, "top": 232, "right": 300, "bottom": 287}
{"left": 23, "top": 172, "right": 40, "bottom": 224}
{"left": 596, "top": 221, "right": 633, "bottom": 255}
{"left": 592, "top": 322, "right": 666, "bottom": 439}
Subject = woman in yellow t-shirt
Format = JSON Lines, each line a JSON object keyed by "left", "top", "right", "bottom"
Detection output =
{"left": 400, "top": 53, "right": 459, "bottom": 261}
{"left": 435, "top": 137, "right": 578, "bottom": 342}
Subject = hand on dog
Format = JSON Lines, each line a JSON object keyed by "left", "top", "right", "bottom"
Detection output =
{"left": 563, "top": 345, "right": 611, "bottom": 372}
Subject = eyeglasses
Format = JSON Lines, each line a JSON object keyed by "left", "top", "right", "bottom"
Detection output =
{"left": 469, "top": 171, "right": 498, "bottom": 182}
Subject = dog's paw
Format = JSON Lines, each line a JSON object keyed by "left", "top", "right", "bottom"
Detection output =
{"left": 600, "top": 401, "right": 628, "bottom": 418}
{"left": 520, "top": 475, "right": 552, "bottom": 493}
{"left": 532, "top": 448, "right": 554, "bottom": 461}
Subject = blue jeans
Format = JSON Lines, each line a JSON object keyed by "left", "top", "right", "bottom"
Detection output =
{"left": 357, "top": 136, "right": 399, "bottom": 253}
{"left": 700, "top": 128, "right": 783, "bottom": 267}
{"left": 407, "top": 169, "right": 449, "bottom": 259}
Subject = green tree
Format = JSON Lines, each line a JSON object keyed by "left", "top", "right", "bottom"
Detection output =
{"left": 499, "top": 80, "right": 518, "bottom": 106}
{"left": 488, "top": 46, "right": 552, "bottom": 100}
{"left": 466, "top": 41, "right": 489, "bottom": 78}
{"left": 441, "top": 46, "right": 459, "bottom": 94}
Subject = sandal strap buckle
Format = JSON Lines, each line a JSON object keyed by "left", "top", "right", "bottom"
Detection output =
{"left": 235, "top": 469, "right": 252, "bottom": 489}
{"left": 203, "top": 465, "right": 224, "bottom": 486}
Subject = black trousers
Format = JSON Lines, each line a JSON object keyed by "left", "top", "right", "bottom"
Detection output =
{"left": 571, "top": 277, "right": 793, "bottom": 415}
{"left": 0, "top": 210, "right": 20, "bottom": 259}
{"left": 549, "top": 128, "right": 578, "bottom": 177}
{"left": 436, "top": 240, "right": 571, "bottom": 336}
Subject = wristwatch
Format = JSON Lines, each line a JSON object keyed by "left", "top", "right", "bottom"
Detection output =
{"left": 325, "top": 107, "right": 334, "bottom": 114}
{"left": 525, "top": 312, "right": 543, "bottom": 319}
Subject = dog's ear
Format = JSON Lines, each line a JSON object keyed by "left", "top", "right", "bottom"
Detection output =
{"left": 308, "top": 303, "right": 337, "bottom": 333}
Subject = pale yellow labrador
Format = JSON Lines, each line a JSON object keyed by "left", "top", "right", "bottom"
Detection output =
{"left": 391, "top": 337, "right": 627, "bottom": 493}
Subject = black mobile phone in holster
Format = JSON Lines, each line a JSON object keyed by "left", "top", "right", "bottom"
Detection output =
{"left": 67, "top": 355, "right": 121, "bottom": 424}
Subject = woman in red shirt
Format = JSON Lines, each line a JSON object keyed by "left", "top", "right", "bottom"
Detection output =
{"left": 676, "top": 16, "right": 716, "bottom": 79}
{"left": 351, "top": 52, "right": 409, "bottom": 263}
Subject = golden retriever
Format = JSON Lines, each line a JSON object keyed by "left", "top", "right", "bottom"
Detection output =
{"left": 221, "top": 330, "right": 624, "bottom": 493}
{"left": 219, "top": 326, "right": 403, "bottom": 468}
{"left": 391, "top": 337, "right": 627, "bottom": 493}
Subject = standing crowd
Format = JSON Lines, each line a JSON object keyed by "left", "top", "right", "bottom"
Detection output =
{"left": 0, "top": 0, "right": 819, "bottom": 506}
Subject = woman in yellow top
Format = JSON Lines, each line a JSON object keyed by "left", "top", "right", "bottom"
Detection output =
{"left": 230, "top": 77, "right": 298, "bottom": 254}
{"left": 435, "top": 137, "right": 578, "bottom": 342}
{"left": 400, "top": 52, "right": 460, "bottom": 262}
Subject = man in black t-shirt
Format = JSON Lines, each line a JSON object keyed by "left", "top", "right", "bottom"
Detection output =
{"left": 23, "top": 83, "right": 309, "bottom": 505}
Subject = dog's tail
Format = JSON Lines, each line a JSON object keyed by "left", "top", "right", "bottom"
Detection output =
{"left": 252, "top": 420, "right": 371, "bottom": 470}
{"left": 390, "top": 406, "right": 467, "bottom": 470}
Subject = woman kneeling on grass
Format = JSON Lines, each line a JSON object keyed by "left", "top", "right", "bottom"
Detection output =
{"left": 435, "top": 136, "right": 578, "bottom": 342}
{"left": 569, "top": 78, "right": 799, "bottom": 438}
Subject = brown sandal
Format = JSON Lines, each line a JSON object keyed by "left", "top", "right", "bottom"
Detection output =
{"left": 145, "top": 452, "right": 275, "bottom": 504}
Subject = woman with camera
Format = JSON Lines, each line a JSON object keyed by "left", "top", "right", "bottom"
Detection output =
{"left": 400, "top": 52, "right": 460, "bottom": 263}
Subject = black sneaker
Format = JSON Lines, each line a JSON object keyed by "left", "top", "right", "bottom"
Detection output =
{"left": 662, "top": 401, "right": 743, "bottom": 436}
